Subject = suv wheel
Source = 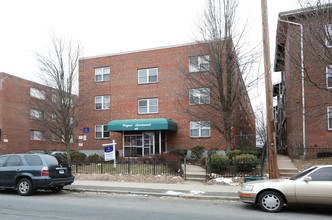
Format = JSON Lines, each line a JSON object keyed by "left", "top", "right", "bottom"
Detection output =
{"left": 258, "top": 190, "right": 284, "bottom": 212}
{"left": 17, "top": 178, "right": 34, "bottom": 196}
{"left": 51, "top": 186, "right": 64, "bottom": 193}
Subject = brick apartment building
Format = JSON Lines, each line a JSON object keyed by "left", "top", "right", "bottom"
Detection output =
{"left": 0, "top": 73, "right": 77, "bottom": 154}
{"left": 78, "top": 43, "right": 255, "bottom": 157}
{"left": 274, "top": 5, "right": 332, "bottom": 153}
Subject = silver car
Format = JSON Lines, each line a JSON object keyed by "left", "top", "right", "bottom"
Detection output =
{"left": 238, "top": 165, "right": 332, "bottom": 212}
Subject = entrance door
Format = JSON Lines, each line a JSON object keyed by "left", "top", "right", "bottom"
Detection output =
{"left": 143, "top": 132, "right": 154, "bottom": 155}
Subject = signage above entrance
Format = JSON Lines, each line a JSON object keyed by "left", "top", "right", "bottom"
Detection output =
{"left": 107, "top": 118, "right": 177, "bottom": 132}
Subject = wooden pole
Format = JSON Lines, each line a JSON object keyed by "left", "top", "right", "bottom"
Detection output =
{"left": 261, "top": 0, "right": 278, "bottom": 179}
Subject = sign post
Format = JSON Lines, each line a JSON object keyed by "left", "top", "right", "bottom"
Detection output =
{"left": 103, "top": 140, "right": 117, "bottom": 168}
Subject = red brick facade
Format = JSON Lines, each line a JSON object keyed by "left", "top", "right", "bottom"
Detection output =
{"left": 78, "top": 43, "right": 255, "bottom": 156}
{"left": 275, "top": 8, "right": 332, "bottom": 151}
{"left": 0, "top": 73, "right": 76, "bottom": 154}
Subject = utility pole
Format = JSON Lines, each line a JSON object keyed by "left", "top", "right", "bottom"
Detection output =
{"left": 261, "top": 0, "right": 278, "bottom": 179}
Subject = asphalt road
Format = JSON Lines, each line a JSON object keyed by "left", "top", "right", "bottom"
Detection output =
{"left": 0, "top": 190, "right": 331, "bottom": 220}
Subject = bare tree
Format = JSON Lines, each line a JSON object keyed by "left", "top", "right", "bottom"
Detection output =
{"left": 181, "top": 0, "right": 259, "bottom": 152}
{"left": 256, "top": 107, "right": 267, "bottom": 145}
{"left": 31, "top": 36, "right": 82, "bottom": 161}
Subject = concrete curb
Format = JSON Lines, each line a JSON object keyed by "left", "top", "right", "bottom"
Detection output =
{"left": 64, "top": 188, "right": 240, "bottom": 201}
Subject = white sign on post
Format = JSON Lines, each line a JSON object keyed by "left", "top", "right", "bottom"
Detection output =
{"left": 103, "top": 140, "right": 117, "bottom": 168}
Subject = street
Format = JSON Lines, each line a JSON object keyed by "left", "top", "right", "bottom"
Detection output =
{"left": 0, "top": 190, "right": 331, "bottom": 220}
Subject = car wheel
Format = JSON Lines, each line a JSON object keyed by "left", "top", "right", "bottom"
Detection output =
{"left": 258, "top": 190, "right": 284, "bottom": 213}
{"left": 17, "top": 178, "right": 34, "bottom": 196}
{"left": 51, "top": 186, "right": 64, "bottom": 193}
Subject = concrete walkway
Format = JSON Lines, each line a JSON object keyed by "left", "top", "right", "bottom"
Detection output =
{"left": 184, "top": 164, "right": 207, "bottom": 181}
{"left": 65, "top": 180, "right": 240, "bottom": 200}
{"left": 277, "top": 154, "right": 299, "bottom": 178}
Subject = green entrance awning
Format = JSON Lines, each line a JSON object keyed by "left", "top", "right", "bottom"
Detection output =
{"left": 107, "top": 118, "right": 177, "bottom": 132}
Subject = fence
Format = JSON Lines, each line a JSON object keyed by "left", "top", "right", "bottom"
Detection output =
{"left": 72, "top": 157, "right": 182, "bottom": 176}
{"left": 291, "top": 146, "right": 332, "bottom": 161}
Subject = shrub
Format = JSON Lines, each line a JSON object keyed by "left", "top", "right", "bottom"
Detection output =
{"left": 70, "top": 152, "right": 87, "bottom": 161}
{"left": 207, "top": 147, "right": 218, "bottom": 157}
{"left": 239, "top": 147, "right": 263, "bottom": 158}
{"left": 190, "top": 145, "right": 205, "bottom": 160}
{"left": 226, "top": 150, "right": 241, "bottom": 160}
{"left": 317, "top": 151, "right": 332, "bottom": 158}
{"left": 208, "top": 154, "right": 231, "bottom": 172}
{"left": 235, "top": 154, "right": 259, "bottom": 172}
{"left": 169, "top": 149, "right": 188, "bottom": 159}
{"left": 87, "top": 153, "right": 100, "bottom": 162}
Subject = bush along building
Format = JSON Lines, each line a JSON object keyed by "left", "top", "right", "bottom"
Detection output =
{"left": 0, "top": 73, "right": 78, "bottom": 154}
{"left": 78, "top": 42, "right": 255, "bottom": 157}
{"left": 274, "top": 4, "right": 332, "bottom": 157}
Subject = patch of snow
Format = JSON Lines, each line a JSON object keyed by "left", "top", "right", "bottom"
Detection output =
{"left": 215, "top": 177, "right": 233, "bottom": 184}
{"left": 189, "top": 190, "right": 205, "bottom": 195}
{"left": 165, "top": 190, "right": 184, "bottom": 196}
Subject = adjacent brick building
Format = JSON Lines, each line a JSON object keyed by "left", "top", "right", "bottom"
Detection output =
{"left": 78, "top": 43, "right": 255, "bottom": 157}
{"left": 0, "top": 73, "right": 77, "bottom": 154}
{"left": 274, "top": 5, "right": 332, "bottom": 154}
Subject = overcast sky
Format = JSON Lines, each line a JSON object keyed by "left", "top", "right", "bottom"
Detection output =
{"left": 1, "top": 0, "right": 301, "bottom": 110}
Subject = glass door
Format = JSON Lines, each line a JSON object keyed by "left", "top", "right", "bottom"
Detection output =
{"left": 143, "top": 132, "right": 154, "bottom": 156}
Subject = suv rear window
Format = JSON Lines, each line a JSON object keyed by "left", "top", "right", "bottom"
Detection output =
{"left": 43, "top": 155, "right": 59, "bottom": 166}
{"left": 24, "top": 155, "right": 43, "bottom": 166}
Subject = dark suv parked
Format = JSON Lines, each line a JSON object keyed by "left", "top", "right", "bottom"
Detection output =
{"left": 0, "top": 154, "right": 74, "bottom": 196}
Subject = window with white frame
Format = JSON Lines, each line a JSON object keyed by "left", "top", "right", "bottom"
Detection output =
{"left": 30, "top": 109, "right": 44, "bottom": 119}
{"left": 95, "top": 125, "right": 110, "bottom": 139}
{"left": 326, "top": 24, "right": 332, "bottom": 47}
{"left": 30, "top": 130, "right": 45, "bottom": 140}
{"left": 138, "top": 68, "right": 158, "bottom": 84}
{"left": 138, "top": 98, "right": 158, "bottom": 114}
{"left": 327, "top": 66, "right": 332, "bottom": 88}
{"left": 189, "top": 55, "right": 209, "bottom": 72}
{"left": 61, "top": 135, "right": 74, "bottom": 143}
{"left": 328, "top": 107, "right": 332, "bottom": 130}
{"left": 190, "top": 121, "right": 210, "bottom": 137}
{"left": 30, "top": 88, "right": 45, "bottom": 100}
{"left": 189, "top": 88, "right": 210, "bottom": 105}
{"left": 51, "top": 113, "right": 57, "bottom": 122}
{"left": 52, "top": 93, "right": 57, "bottom": 103}
{"left": 95, "top": 67, "right": 110, "bottom": 82}
{"left": 95, "top": 95, "right": 110, "bottom": 110}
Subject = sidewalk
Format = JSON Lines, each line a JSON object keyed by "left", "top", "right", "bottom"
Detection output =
{"left": 64, "top": 180, "right": 240, "bottom": 200}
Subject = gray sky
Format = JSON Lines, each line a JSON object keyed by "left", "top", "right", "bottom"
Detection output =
{"left": 0, "top": 0, "right": 301, "bottom": 109}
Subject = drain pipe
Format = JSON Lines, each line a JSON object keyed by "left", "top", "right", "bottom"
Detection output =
{"left": 278, "top": 18, "right": 305, "bottom": 157}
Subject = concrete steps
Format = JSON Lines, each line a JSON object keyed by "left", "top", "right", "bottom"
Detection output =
{"left": 277, "top": 155, "right": 299, "bottom": 178}
{"left": 184, "top": 164, "right": 207, "bottom": 181}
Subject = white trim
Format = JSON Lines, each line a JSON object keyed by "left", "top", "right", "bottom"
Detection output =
{"left": 138, "top": 68, "right": 158, "bottom": 84}
{"left": 328, "top": 107, "right": 332, "bottom": 130}
{"left": 80, "top": 42, "right": 199, "bottom": 60}
{"left": 138, "top": 98, "right": 158, "bottom": 114}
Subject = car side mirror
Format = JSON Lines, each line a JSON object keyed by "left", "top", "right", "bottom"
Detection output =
{"left": 304, "top": 176, "right": 312, "bottom": 182}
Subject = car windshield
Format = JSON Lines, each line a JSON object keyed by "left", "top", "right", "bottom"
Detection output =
{"left": 289, "top": 166, "right": 317, "bottom": 180}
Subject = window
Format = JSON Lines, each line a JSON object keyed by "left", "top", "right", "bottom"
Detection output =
{"left": 95, "top": 95, "right": 110, "bottom": 110}
{"left": 30, "top": 88, "right": 45, "bottom": 100}
{"left": 327, "top": 66, "right": 332, "bottom": 88}
{"left": 30, "top": 130, "right": 45, "bottom": 140}
{"left": 61, "top": 135, "right": 74, "bottom": 143}
{"left": 138, "top": 68, "right": 158, "bottom": 84}
{"left": 95, "top": 67, "right": 110, "bottom": 82}
{"left": 190, "top": 121, "right": 210, "bottom": 137}
{"left": 51, "top": 133, "right": 57, "bottom": 141}
{"left": 95, "top": 125, "right": 110, "bottom": 139}
{"left": 326, "top": 24, "right": 332, "bottom": 47}
{"left": 24, "top": 155, "right": 43, "bottom": 166}
{"left": 138, "top": 98, "right": 158, "bottom": 114}
{"left": 62, "top": 97, "right": 73, "bottom": 107}
{"left": 189, "top": 55, "right": 209, "bottom": 72}
{"left": 30, "top": 109, "right": 44, "bottom": 119}
{"left": 328, "top": 107, "right": 332, "bottom": 130}
{"left": 189, "top": 88, "right": 210, "bottom": 105}
{"left": 5, "top": 156, "right": 22, "bottom": 167}
{"left": 309, "top": 167, "right": 332, "bottom": 181}
{"left": 52, "top": 94, "right": 57, "bottom": 103}
{"left": 52, "top": 114, "right": 57, "bottom": 122}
